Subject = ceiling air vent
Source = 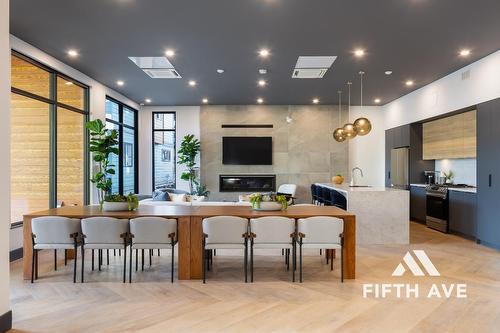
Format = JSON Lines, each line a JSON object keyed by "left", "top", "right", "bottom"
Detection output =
{"left": 291, "top": 56, "right": 337, "bottom": 79}
{"left": 128, "top": 56, "right": 182, "bottom": 79}
{"left": 143, "top": 68, "right": 181, "bottom": 79}
{"left": 461, "top": 69, "right": 470, "bottom": 81}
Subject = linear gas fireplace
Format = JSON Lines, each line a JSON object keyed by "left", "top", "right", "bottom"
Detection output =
{"left": 219, "top": 174, "right": 276, "bottom": 192}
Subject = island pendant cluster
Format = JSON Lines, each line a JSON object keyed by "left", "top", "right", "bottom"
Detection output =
{"left": 333, "top": 71, "right": 372, "bottom": 142}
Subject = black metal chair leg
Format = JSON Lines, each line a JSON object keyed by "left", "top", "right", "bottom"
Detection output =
{"left": 158, "top": 249, "right": 160, "bottom": 256}
{"left": 341, "top": 247, "right": 344, "bottom": 283}
{"left": 73, "top": 244, "right": 77, "bottom": 283}
{"left": 114, "top": 249, "right": 116, "bottom": 256}
{"left": 287, "top": 249, "right": 290, "bottom": 271}
{"left": 202, "top": 244, "right": 206, "bottom": 284}
{"left": 31, "top": 246, "right": 35, "bottom": 283}
{"left": 135, "top": 249, "right": 138, "bottom": 271}
{"left": 244, "top": 243, "right": 248, "bottom": 283}
{"left": 171, "top": 245, "right": 175, "bottom": 283}
{"left": 292, "top": 243, "right": 296, "bottom": 282}
{"left": 250, "top": 240, "right": 254, "bottom": 283}
{"left": 119, "top": 249, "right": 121, "bottom": 256}
{"left": 107, "top": 249, "right": 109, "bottom": 265}
{"left": 98, "top": 249, "right": 102, "bottom": 271}
{"left": 65, "top": 249, "right": 67, "bottom": 266}
{"left": 299, "top": 241, "right": 303, "bottom": 283}
{"left": 54, "top": 249, "right": 57, "bottom": 271}
{"left": 330, "top": 250, "right": 334, "bottom": 271}
{"left": 320, "top": 249, "right": 322, "bottom": 255}
{"left": 129, "top": 247, "right": 133, "bottom": 283}
{"left": 326, "top": 249, "right": 329, "bottom": 264}
{"left": 282, "top": 248, "right": 284, "bottom": 256}
{"left": 123, "top": 245, "right": 127, "bottom": 283}
{"left": 81, "top": 246, "right": 85, "bottom": 283}
{"left": 149, "top": 249, "right": 152, "bottom": 266}
{"left": 141, "top": 249, "right": 145, "bottom": 271}
{"left": 213, "top": 249, "right": 216, "bottom": 256}
{"left": 92, "top": 249, "right": 94, "bottom": 271}
{"left": 35, "top": 249, "right": 39, "bottom": 279}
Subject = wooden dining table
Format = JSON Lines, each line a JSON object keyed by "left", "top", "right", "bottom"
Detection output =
{"left": 23, "top": 205, "right": 356, "bottom": 280}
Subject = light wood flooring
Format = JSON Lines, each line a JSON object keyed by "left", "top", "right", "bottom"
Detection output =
{"left": 8, "top": 222, "right": 500, "bottom": 333}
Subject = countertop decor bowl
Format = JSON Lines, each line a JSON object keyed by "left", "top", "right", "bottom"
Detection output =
{"left": 252, "top": 201, "right": 283, "bottom": 211}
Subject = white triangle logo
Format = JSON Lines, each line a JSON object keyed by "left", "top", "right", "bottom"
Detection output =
{"left": 392, "top": 250, "right": 440, "bottom": 277}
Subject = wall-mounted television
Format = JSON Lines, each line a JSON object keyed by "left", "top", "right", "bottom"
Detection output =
{"left": 222, "top": 136, "right": 272, "bottom": 165}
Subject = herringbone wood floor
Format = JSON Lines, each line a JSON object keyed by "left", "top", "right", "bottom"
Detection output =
{"left": 9, "top": 222, "right": 500, "bottom": 333}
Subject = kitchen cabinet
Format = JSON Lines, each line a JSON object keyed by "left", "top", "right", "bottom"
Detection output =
{"left": 410, "top": 185, "right": 426, "bottom": 223}
{"left": 385, "top": 125, "right": 410, "bottom": 187}
{"left": 449, "top": 191, "right": 477, "bottom": 238}
{"left": 476, "top": 98, "right": 500, "bottom": 248}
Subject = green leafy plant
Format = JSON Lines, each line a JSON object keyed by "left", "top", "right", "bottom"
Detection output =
{"left": 86, "top": 119, "right": 119, "bottom": 204}
{"left": 249, "top": 193, "right": 288, "bottom": 210}
{"left": 177, "top": 134, "right": 201, "bottom": 194}
{"left": 103, "top": 193, "right": 139, "bottom": 211}
{"left": 443, "top": 170, "right": 454, "bottom": 184}
{"left": 194, "top": 184, "right": 210, "bottom": 197}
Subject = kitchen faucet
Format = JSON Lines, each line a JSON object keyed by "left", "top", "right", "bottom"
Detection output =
{"left": 351, "top": 167, "right": 364, "bottom": 186}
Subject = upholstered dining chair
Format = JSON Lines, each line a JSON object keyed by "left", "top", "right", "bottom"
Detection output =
{"left": 129, "top": 217, "right": 177, "bottom": 283}
{"left": 31, "top": 216, "right": 82, "bottom": 283}
{"left": 296, "top": 216, "right": 344, "bottom": 282}
{"left": 249, "top": 216, "right": 296, "bottom": 282}
{"left": 202, "top": 216, "right": 248, "bottom": 283}
{"left": 81, "top": 217, "right": 130, "bottom": 283}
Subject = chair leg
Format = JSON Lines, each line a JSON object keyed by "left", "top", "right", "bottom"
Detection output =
{"left": 65, "top": 249, "right": 67, "bottom": 266}
{"left": 92, "top": 249, "right": 94, "bottom": 271}
{"left": 250, "top": 240, "right": 254, "bottom": 283}
{"left": 171, "top": 245, "right": 175, "bottom": 283}
{"left": 202, "top": 245, "right": 206, "bottom": 284}
{"left": 35, "top": 249, "right": 39, "bottom": 279}
{"left": 141, "top": 249, "right": 145, "bottom": 271}
{"left": 149, "top": 249, "right": 152, "bottom": 267}
{"left": 341, "top": 247, "right": 344, "bottom": 283}
{"left": 73, "top": 244, "right": 77, "bottom": 283}
{"left": 114, "top": 249, "right": 116, "bottom": 256}
{"left": 129, "top": 247, "right": 133, "bottom": 284}
{"left": 299, "top": 242, "right": 303, "bottom": 283}
{"left": 326, "top": 249, "right": 329, "bottom": 264}
{"left": 320, "top": 249, "right": 322, "bottom": 255}
{"left": 31, "top": 246, "right": 35, "bottom": 283}
{"left": 98, "top": 249, "right": 102, "bottom": 271}
{"left": 81, "top": 246, "right": 85, "bottom": 283}
{"left": 119, "top": 249, "right": 121, "bottom": 256}
{"left": 213, "top": 249, "right": 216, "bottom": 256}
{"left": 210, "top": 250, "right": 213, "bottom": 266}
{"left": 330, "top": 250, "right": 334, "bottom": 271}
{"left": 286, "top": 249, "right": 290, "bottom": 271}
{"left": 244, "top": 243, "right": 248, "bottom": 283}
{"left": 54, "top": 249, "right": 57, "bottom": 271}
{"left": 135, "top": 249, "right": 138, "bottom": 271}
{"left": 292, "top": 243, "right": 296, "bottom": 282}
{"left": 282, "top": 248, "right": 284, "bottom": 256}
{"left": 123, "top": 245, "right": 127, "bottom": 283}
{"left": 206, "top": 250, "right": 210, "bottom": 271}
{"left": 158, "top": 249, "right": 160, "bottom": 256}
{"left": 107, "top": 249, "right": 109, "bottom": 265}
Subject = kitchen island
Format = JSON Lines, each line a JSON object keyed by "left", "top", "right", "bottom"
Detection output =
{"left": 316, "top": 184, "right": 409, "bottom": 245}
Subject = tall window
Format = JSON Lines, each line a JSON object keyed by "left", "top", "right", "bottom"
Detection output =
{"left": 10, "top": 52, "right": 89, "bottom": 224}
{"left": 152, "top": 112, "right": 176, "bottom": 190}
{"left": 105, "top": 97, "right": 138, "bottom": 195}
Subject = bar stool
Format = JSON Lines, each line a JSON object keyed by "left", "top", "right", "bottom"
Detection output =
{"left": 81, "top": 217, "right": 130, "bottom": 283}
{"left": 296, "top": 216, "right": 344, "bottom": 282}
{"left": 249, "top": 216, "right": 296, "bottom": 282}
{"left": 129, "top": 217, "right": 177, "bottom": 283}
{"left": 202, "top": 216, "right": 248, "bottom": 283}
{"left": 31, "top": 217, "right": 82, "bottom": 283}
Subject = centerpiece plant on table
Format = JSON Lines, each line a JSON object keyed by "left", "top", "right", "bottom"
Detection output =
{"left": 249, "top": 193, "right": 288, "bottom": 211}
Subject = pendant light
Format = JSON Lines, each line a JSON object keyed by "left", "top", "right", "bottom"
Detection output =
{"left": 333, "top": 90, "right": 346, "bottom": 142}
{"left": 353, "top": 71, "right": 372, "bottom": 136}
{"left": 342, "top": 81, "right": 358, "bottom": 139}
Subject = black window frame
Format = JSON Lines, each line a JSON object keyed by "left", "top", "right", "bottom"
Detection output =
{"left": 10, "top": 50, "right": 90, "bottom": 220}
{"left": 105, "top": 96, "right": 139, "bottom": 195}
{"left": 152, "top": 112, "right": 176, "bottom": 191}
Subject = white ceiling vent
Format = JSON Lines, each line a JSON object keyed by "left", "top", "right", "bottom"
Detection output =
{"left": 292, "top": 56, "right": 337, "bottom": 79}
{"left": 128, "top": 56, "right": 182, "bottom": 79}
{"left": 461, "top": 69, "right": 471, "bottom": 81}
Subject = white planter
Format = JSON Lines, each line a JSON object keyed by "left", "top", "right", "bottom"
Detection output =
{"left": 253, "top": 201, "right": 283, "bottom": 211}
{"left": 102, "top": 201, "right": 130, "bottom": 212}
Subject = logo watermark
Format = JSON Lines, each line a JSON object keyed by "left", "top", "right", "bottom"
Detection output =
{"left": 363, "top": 250, "right": 467, "bottom": 299}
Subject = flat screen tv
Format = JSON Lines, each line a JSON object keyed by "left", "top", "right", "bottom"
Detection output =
{"left": 222, "top": 136, "right": 272, "bottom": 165}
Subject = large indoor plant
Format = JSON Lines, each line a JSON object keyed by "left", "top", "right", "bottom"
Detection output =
{"left": 178, "top": 134, "right": 208, "bottom": 196}
{"left": 86, "top": 119, "right": 138, "bottom": 211}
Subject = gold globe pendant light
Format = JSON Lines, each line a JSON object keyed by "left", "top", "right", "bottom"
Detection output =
{"left": 333, "top": 90, "right": 346, "bottom": 142}
{"left": 342, "top": 81, "right": 358, "bottom": 139}
{"left": 353, "top": 71, "right": 372, "bottom": 136}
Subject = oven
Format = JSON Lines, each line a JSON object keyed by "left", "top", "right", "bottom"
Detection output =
{"left": 426, "top": 185, "right": 449, "bottom": 233}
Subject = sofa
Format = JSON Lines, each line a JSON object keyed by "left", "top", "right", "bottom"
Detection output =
{"left": 138, "top": 188, "right": 251, "bottom": 207}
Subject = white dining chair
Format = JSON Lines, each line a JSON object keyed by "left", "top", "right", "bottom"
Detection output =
{"left": 129, "top": 217, "right": 177, "bottom": 283}
{"left": 31, "top": 217, "right": 82, "bottom": 283}
{"left": 202, "top": 216, "right": 248, "bottom": 283}
{"left": 81, "top": 217, "right": 130, "bottom": 283}
{"left": 249, "top": 216, "right": 296, "bottom": 282}
{"left": 297, "top": 216, "right": 344, "bottom": 282}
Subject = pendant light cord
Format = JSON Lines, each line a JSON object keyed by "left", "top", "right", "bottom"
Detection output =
{"left": 359, "top": 71, "right": 365, "bottom": 110}
{"left": 338, "top": 90, "right": 342, "bottom": 125}
{"left": 347, "top": 81, "right": 352, "bottom": 122}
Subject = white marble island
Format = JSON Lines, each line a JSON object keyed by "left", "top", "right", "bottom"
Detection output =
{"left": 316, "top": 184, "right": 409, "bottom": 245}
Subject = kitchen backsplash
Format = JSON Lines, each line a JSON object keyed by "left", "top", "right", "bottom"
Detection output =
{"left": 435, "top": 158, "right": 476, "bottom": 186}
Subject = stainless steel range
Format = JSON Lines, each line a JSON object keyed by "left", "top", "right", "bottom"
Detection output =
{"left": 426, "top": 185, "right": 449, "bottom": 233}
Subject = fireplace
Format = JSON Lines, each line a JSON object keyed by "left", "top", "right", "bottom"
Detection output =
{"left": 219, "top": 175, "right": 276, "bottom": 192}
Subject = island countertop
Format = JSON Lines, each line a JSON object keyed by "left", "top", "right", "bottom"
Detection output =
{"left": 316, "top": 183, "right": 408, "bottom": 193}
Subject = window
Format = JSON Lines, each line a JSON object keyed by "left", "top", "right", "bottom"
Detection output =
{"left": 10, "top": 52, "right": 89, "bottom": 224}
{"left": 152, "top": 112, "right": 176, "bottom": 190}
{"left": 105, "top": 97, "right": 138, "bottom": 195}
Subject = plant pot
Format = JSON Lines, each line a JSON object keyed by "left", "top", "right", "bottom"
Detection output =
{"left": 253, "top": 201, "right": 283, "bottom": 211}
{"left": 102, "top": 201, "right": 130, "bottom": 212}
{"left": 332, "top": 175, "right": 344, "bottom": 185}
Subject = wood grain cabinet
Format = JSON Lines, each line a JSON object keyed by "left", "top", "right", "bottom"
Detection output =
{"left": 449, "top": 191, "right": 477, "bottom": 238}
{"left": 423, "top": 110, "right": 476, "bottom": 160}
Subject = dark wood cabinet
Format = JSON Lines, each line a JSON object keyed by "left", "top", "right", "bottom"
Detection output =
{"left": 477, "top": 98, "right": 500, "bottom": 248}
{"left": 449, "top": 191, "right": 477, "bottom": 239}
{"left": 410, "top": 185, "right": 426, "bottom": 223}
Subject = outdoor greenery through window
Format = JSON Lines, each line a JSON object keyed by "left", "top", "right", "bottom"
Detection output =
{"left": 105, "top": 97, "right": 138, "bottom": 195}
{"left": 153, "top": 112, "right": 176, "bottom": 190}
{"left": 10, "top": 52, "right": 89, "bottom": 224}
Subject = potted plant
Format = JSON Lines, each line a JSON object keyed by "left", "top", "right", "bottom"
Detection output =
{"left": 178, "top": 134, "right": 209, "bottom": 197}
{"left": 249, "top": 193, "right": 288, "bottom": 211}
{"left": 86, "top": 119, "right": 138, "bottom": 211}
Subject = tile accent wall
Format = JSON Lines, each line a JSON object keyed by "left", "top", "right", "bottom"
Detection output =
{"left": 200, "top": 105, "right": 349, "bottom": 203}
{"left": 435, "top": 158, "right": 477, "bottom": 186}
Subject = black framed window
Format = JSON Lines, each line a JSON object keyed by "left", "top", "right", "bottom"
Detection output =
{"left": 105, "top": 97, "right": 138, "bottom": 195}
{"left": 152, "top": 112, "right": 176, "bottom": 190}
{"left": 10, "top": 51, "right": 90, "bottom": 224}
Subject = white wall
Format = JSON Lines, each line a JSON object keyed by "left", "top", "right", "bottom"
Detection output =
{"left": 138, "top": 106, "right": 200, "bottom": 194}
{"left": 1, "top": 0, "right": 11, "bottom": 320}
{"left": 348, "top": 106, "right": 385, "bottom": 186}
{"left": 383, "top": 50, "right": 500, "bottom": 129}
{"left": 435, "top": 158, "right": 477, "bottom": 186}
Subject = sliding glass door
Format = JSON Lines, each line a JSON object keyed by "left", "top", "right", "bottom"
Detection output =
{"left": 152, "top": 112, "right": 176, "bottom": 190}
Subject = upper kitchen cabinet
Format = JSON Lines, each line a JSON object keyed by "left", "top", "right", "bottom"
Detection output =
{"left": 422, "top": 110, "right": 477, "bottom": 160}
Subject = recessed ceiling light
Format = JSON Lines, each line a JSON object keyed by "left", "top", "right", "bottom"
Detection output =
{"left": 374, "top": 98, "right": 381, "bottom": 104}
{"left": 116, "top": 80, "right": 124, "bottom": 86}
{"left": 145, "top": 98, "right": 152, "bottom": 103}
{"left": 385, "top": 70, "right": 393, "bottom": 75}
{"left": 459, "top": 49, "right": 471, "bottom": 57}
{"left": 354, "top": 49, "right": 365, "bottom": 57}
{"left": 165, "top": 49, "right": 175, "bottom": 57}
{"left": 67, "top": 49, "right": 78, "bottom": 57}
{"left": 259, "top": 49, "right": 270, "bottom": 58}
{"left": 188, "top": 80, "right": 197, "bottom": 86}
{"left": 258, "top": 79, "right": 267, "bottom": 87}
{"left": 405, "top": 80, "right": 414, "bottom": 86}
{"left": 216, "top": 69, "right": 225, "bottom": 74}
{"left": 202, "top": 98, "right": 208, "bottom": 104}
{"left": 257, "top": 97, "right": 264, "bottom": 104}
{"left": 312, "top": 98, "right": 320, "bottom": 104}
{"left": 140, "top": 103, "right": 145, "bottom": 106}
{"left": 259, "top": 69, "right": 268, "bottom": 75}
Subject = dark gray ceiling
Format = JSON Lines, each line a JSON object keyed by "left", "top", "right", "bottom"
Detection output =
{"left": 10, "top": 0, "right": 500, "bottom": 106}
